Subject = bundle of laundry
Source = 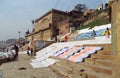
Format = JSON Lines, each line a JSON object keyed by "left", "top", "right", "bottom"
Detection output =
{"left": 0, "top": 50, "right": 16, "bottom": 60}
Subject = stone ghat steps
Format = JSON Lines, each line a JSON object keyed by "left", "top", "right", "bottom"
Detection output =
{"left": 49, "top": 44, "right": 112, "bottom": 78}
{"left": 49, "top": 60, "right": 97, "bottom": 78}
{"left": 85, "top": 58, "right": 112, "bottom": 67}
{"left": 97, "top": 50, "right": 112, "bottom": 55}
{"left": 84, "top": 48, "right": 112, "bottom": 67}
{"left": 90, "top": 54, "right": 112, "bottom": 60}
{"left": 49, "top": 64, "right": 82, "bottom": 78}
{"left": 83, "top": 44, "right": 112, "bottom": 51}
{"left": 57, "top": 60, "right": 112, "bottom": 75}
{"left": 79, "top": 62, "right": 112, "bottom": 75}
{"left": 50, "top": 59, "right": 111, "bottom": 78}
{"left": 83, "top": 44, "right": 112, "bottom": 47}
{"left": 55, "top": 60, "right": 83, "bottom": 74}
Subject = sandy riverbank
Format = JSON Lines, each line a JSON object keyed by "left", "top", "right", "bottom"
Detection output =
{"left": 0, "top": 54, "right": 62, "bottom": 78}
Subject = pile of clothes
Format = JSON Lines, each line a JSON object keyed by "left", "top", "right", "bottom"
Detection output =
{"left": 0, "top": 50, "right": 16, "bottom": 62}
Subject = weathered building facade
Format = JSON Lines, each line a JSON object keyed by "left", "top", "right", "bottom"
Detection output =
{"left": 57, "top": 19, "right": 77, "bottom": 36}
{"left": 25, "top": 9, "right": 71, "bottom": 41}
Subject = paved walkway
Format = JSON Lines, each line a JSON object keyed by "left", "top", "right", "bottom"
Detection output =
{"left": 0, "top": 54, "right": 62, "bottom": 78}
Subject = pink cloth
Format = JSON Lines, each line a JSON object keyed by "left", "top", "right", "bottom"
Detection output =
{"left": 68, "top": 47, "right": 95, "bottom": 61}
{"left": 58, "top": 46, "right": 81, "bottom": 58}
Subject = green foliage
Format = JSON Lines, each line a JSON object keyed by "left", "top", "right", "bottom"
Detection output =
{"left": 74, "top": 3, "right": 88, "bottom": 12}
{"left": 76, "top": 19, "right": 110, "bottom": 30}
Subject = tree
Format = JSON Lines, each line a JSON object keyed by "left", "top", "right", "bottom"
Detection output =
{"left": 74, "top": 4, "right": 88, "bottom": 12}
{"left": 31, "top": 19, "right": 34, "bottom": 24}
{"left": 105, "top": 3, "right": 108, "bottom": 9}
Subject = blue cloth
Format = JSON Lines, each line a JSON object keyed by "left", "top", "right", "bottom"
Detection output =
{"left": 53, "top": 47, "right": 73, "bottom": 57}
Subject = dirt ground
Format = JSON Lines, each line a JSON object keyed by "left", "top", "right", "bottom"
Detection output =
{"left": 0, "top": 54, "right": 62, "bottom": 78}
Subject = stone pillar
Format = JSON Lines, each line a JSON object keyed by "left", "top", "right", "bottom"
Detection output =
{"left": 112, "top": 0, "right": 120, "bottom": 78}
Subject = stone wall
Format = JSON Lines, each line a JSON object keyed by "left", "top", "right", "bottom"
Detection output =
{"left": 34, "top": 32, "right": 42, "bottom": 40}
{"left": 43, "top": 29, "right": 52, "bottom": 40}
{"left": 52, "top": 12, "right": 72, "bottom": 37}
{"left": 112, "top": 0, "right": 120, "bottom": 78}
{"left": 25, "top": 35, "right": 33, "bottom": 41}
{"left": 34, "top": 13, "right": 52, "bottom": 32}
{"left": 58, "top": 20, "right": 70, "bottom": 35}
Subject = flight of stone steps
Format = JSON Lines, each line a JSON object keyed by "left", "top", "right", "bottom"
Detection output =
{"left": 49, "top": 44, "right": 112, "bottom": 78}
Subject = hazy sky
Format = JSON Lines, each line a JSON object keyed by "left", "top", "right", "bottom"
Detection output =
{"left": 0, "top": 0, "right": 109, "bottom": 41}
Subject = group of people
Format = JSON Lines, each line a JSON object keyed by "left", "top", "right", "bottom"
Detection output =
{"left": 91, "top": 27, "right": 111, "bottom": 38}
{"left": 54, "top": 27, "right": 111, "bottom": 42}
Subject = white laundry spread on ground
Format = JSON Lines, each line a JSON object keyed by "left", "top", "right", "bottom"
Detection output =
{"left": 29, "top": 24, "right": 111, "bottom": 68}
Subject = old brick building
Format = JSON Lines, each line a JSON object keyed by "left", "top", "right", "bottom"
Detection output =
{"left": 58, "top": 19, "right": 75, "bottom": 35}
{"left": 25, "top": 9, "right": 72, "bottom": 41}
{"left": 57, "top": 10, "right": 84, "bottom": 36}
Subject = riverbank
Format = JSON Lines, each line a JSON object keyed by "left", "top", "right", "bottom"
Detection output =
{"left": 0, "top": 54, "right": 62, "bottom": 78}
